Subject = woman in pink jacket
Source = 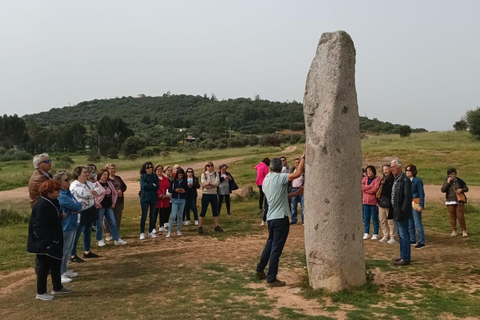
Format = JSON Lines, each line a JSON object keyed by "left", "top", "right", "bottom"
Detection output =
{"left": 255, "top": 158, "right": 270, "bottom": 214}
{"left": 362, "top": 165, "right": 380, "bottom": 240}
{"left": 95, "top": 169, "right": 127, "bottom": 246}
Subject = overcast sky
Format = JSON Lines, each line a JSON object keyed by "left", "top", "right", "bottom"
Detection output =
{"left": 1, "top": 0, "right": 479, "bottom": 131}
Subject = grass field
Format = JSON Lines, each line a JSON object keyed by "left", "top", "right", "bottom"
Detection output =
{"left": 2, "top": 131, "right": 480, "bottom": 319}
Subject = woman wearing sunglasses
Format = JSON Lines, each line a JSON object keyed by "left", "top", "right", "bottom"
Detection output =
{"left": 183, "top": 168, "right": 200, "bottom": 226}
{"left": 198, "top": 162, "right": 223, "bottom": 234}
{"left": 139, "top": 162, "right": 159, "bottom": 240}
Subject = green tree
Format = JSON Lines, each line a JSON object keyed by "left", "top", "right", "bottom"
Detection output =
{"left": 399, "top": 125, "right": 412, "bottom": 137}
{"left": 453, "top": 119, "right": 468, "bottom": 131}
{"left": 122, "top": 136, "right": 147, "bottom": 156}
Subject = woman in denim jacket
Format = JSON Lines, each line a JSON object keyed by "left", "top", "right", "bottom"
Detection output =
{"left": 405, "top": 165, "right": 426, "bottom": 249}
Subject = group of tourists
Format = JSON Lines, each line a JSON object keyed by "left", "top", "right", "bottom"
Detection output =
{"left": 362, "top": 160, "right": 469, "bottom": 266}
{"left": 25, "top": 150, "right": 472, "bottom": 298}
{"left": 27, "top": 154, "right": 129, "bottom": 300}
{"left": 26, "top": 153, "right": 239, "bottom": 300}
{"left": 137, "top": 161, "right": 238, "bottom": 239}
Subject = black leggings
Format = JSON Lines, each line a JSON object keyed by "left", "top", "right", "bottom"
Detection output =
{"left": 258, "top": 185, "right": 266, "bottom": 210}
{"left": 218, "top": 195, "right": 231, "bottom": 215}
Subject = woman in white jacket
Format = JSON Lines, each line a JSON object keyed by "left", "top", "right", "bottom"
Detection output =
{"left": 69, "top": 166, "right": 103, "bottom": 262}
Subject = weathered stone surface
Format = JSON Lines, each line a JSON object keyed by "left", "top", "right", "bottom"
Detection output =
{"left": 303, "top": 31, "right": 365, "bottom": 291}
{"left": 233, "top": 185, "right": 253, "bottom": 198}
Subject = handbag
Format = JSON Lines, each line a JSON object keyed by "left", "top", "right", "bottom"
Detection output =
{"left": 456, "top": 192, "right": 466, "bottom": 203}
{"left": 80, "top": 205, "right": 99, "bottom": 224}
{"left": 412, "top": 198, "right": 421, "bottom": 211}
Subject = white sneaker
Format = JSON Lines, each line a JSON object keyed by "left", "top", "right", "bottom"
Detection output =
{"left": 194, "top": 220, "right": 199, "bottom": 226}
{"left": 177, "top": 230, "right": 182, "bottom": 236}
{"left": 363, "top": 233, "right": 370, "bottom": 240}
{"left": 98, "top": 239, "right": 106, "bottom": 247}
{"left": 152, "top": 228, "right": 157, "bottom": 234}
{"left": 451, "top": 230, "right": 457, "bottom": 237}
{"left": 139, "top": 233, "right": 146, "bottom": 240}
{"left": 261, "top": 221, "right": 265, "bottom": 226}
{"left": 184, "top": 220, "right": 191, "bottom": 226}
{"left": 61, "top": 275, "right": 72, "bottom": 284}
{"left": 149, "top": 232, "right": 157, "bottom": 238}
{"left": 114, "top": 238, "right": 127, "bottom": 245}
{"left": 159, "top": 227, "right": 167, "bottom": 232}
{"left": 105, "top": 233, "right": 112, "bottom": 241}
{"left": 166, "top": 232, "right": 171, "bottom": 238}
{"left": 36, "top": 293, "right": 54, "bottom": 301}
{"left": 164, "top": 223, "right": 169, "bottom": 229}
{"left": 463, "top": 230, "right": 468, "bottom": 237}
{"left": 387, "top": 238, "right": 398, "bottom": 245}
{"left": 65, "top": 270, "right": 78, "bottom": 278}
{"left": 371, "top": 234, "right": 379, "bottom": 240}
{"left": 379, "top": 237, "right": 388, "bottom": 243}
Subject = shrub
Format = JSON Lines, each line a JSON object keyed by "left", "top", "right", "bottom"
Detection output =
{"left": 0, "top": 149, "right": 31, "bottom": 161}
{"left": 0, "top": 208, "right": 30, "bottom": 226}
{"left": 453, "top": 120, "right": 468, "bottom": 131}
{"left": 399, "top": 125, "right": 411, "bottom": 137}
{"left": 87, "top": 152, "right": 101, "bottom": 162}
{"left": 138, "top": 148, "right": 155, "bottom": 158}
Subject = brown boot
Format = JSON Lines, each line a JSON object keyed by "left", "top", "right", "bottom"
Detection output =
{"left": 266, "top": 279, "right": 286, "bottom": 287}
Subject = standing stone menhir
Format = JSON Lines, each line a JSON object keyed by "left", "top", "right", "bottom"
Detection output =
{"left": 303, "top": 31, "right": 365, "bottom": 291}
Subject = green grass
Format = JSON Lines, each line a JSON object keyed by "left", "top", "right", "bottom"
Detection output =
{"left": 362, "top": 131, "right": 480, "bottom": 185}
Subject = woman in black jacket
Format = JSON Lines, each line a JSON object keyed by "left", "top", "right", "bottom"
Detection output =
{"left": 27, "top": 180, "right": 73, "bottom": 301}
{"left": 167, "top": 168, "right": 188, "bottom": 238}
{"left": 218, "top": 164, "right": 238, "bottom": 216}
{"left": 183, "top": 168, "right": 200, "bottom": 226}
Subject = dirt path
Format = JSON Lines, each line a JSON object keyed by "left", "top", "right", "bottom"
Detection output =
{"left": 0, "top": 148, "right": 299, "bottom": 203}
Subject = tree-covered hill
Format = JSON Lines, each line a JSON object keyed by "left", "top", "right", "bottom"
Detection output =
{"left": 22, "top": 93, "right": 425, "bottom": 135}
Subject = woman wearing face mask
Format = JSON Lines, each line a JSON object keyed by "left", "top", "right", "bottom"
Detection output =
{"left": 139, "top": 162, "right": 159, "bottom": 240}
{"left": 166, "top": 168, "right": 188, "bottom": 238}
{"left": 198, "top": 162, "right": 222, "bottom": 234}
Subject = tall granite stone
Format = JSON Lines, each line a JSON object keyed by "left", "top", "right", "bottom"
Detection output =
{"left": 303, "top": 31, "right": 365, "bottom": 291}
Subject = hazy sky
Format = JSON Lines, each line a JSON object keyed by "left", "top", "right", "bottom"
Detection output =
{"left": 1, "top": 0, "right": 479, "bottom": 131}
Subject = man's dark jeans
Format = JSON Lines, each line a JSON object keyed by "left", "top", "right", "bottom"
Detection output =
{"left": 256, "top": 216, "right": 290, "bottom": 282}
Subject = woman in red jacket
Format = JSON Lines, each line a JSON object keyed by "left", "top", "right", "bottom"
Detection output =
{"left": 362, "top": 165, "right": 380, "bottom": 240}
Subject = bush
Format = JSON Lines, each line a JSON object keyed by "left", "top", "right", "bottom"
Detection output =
{"left": 0, "top": 208, "right": 30, "bottom": 226}
{"left": 122, "top": 136, "right": 147, "bottom": 156}
{"left": 138, "top": 148, "right": 155, "bottom": 158}
{"left": 399, "top": 125, "right": 411, "bottom": 137}
{"left": 127, "top": 154, "right": 138, "bottom": 160}
{"left": 106, "top": 148, "right": 119, "bottom": 159}
{"left": 0, "top": 149, "right": 31, "bottom": 161}
{"left": 453, "top": 120, "right": 468, "bottom": 131}
{"left": 259, "top": 134, "right": 285, "bottom": 147}
{"left": 200, "top": 139, "right": 216, "bottom": 150}
{"left": 87, "top": 152, "right": 101, "bottom": 162}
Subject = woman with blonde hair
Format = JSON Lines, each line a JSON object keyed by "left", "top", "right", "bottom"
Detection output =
{"left": 198, "top": 162, "right": 222, "bottom": 234}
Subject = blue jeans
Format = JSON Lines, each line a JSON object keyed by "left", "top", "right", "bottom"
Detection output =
{"left": 256, "top": 216, "right": 290, "bottom": 282}
{"left": 61, "top": 229, "right": 76, "bottom": 274}
{"left": 183, "top": 197, "right": 198, "bottom": 221}
{"left": 200, "top": 194, "right": 219, "bottom": 217}
{"left": 396, "top": 219, "right": 411, "bottom": 261}
{"left": 169, "top": 198, "right": 186, "bottom": 232}
{"left": 291, "top": 189, "right": 304, "bottom": 223}
{"left": 71, "top": 221, "right": 92, "bottom": 255}
{"left": 97, "top": 207, "right": 119, "bottom": 241}
{"left": 363, "top": 204, "right": 379, "bottom": 234}
{"left": 408, "top": 208, "right": 425, "bottom": 244}
{"left": 140, "top": 201, "right": 156, "bottom": 234}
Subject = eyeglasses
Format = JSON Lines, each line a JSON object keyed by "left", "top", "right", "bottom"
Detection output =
{"left": 64, "top": 178, "right": 70, "bottom": 182}
{"left": 146, "top": 166, "right": 153, "bottom": 169}
{"left": 42, "top": 159, "right": 52, "bottom": 164}
{"left": 405, "top": 169, "right": 411, "bottom": 172}
{"left": 187, "top": 171, "right": 193, "bottom": 173}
